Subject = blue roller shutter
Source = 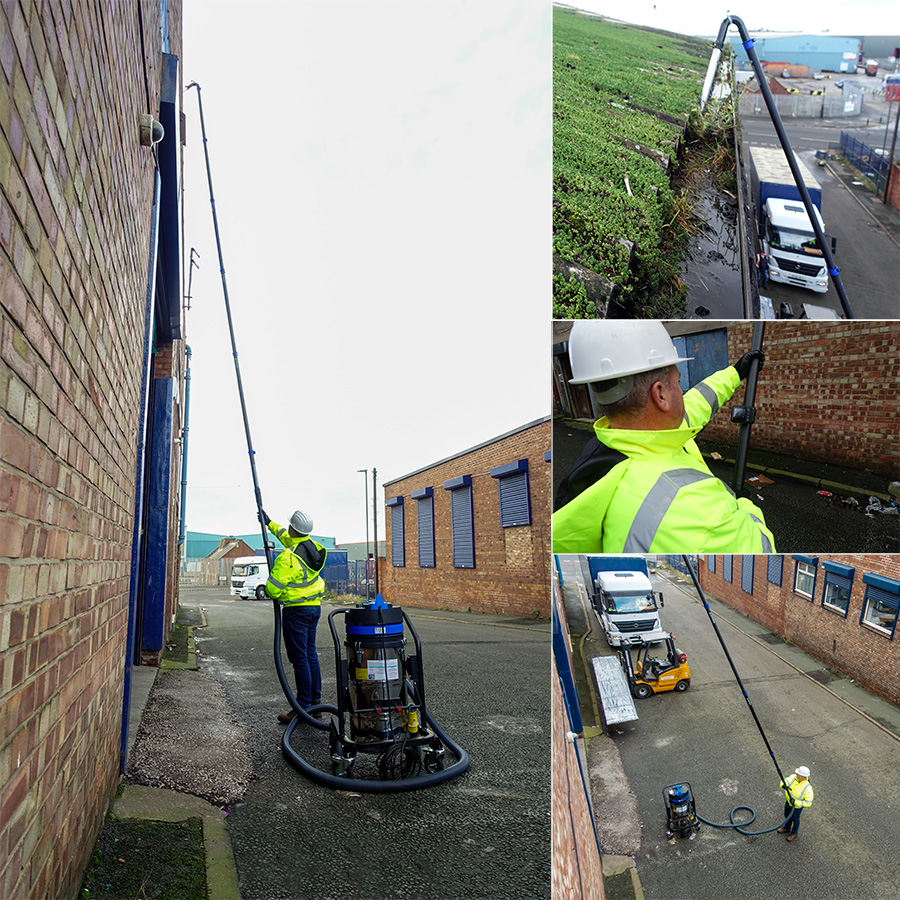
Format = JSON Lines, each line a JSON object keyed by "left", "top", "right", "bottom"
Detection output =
{"left": 741, "top": 556, "right": 754, "bottom": 594}
{"left": 444, "top": 475, "right": 475, "bottom": 569}
{"left": 412, "top": 488, "right": 435, "bottom": 568}
{"left": 767, "top": 555, "right": 783, "bottom": 586}
{"left": 491, "top": 459, "right": 531, "bottom": 527}
{"left": 387, "top": 496, "right": 404, "bottom": 567}
{"left": 723, "top": 556, "right": 733, "bottom": 583}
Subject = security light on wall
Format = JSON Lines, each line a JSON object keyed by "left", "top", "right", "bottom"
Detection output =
{"left": 139, "top": 113, "right": 165, "bottom": 146}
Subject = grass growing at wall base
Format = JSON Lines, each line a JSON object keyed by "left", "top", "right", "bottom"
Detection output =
{"left": 80, "top": 817, "right": 206, "bottom": 900}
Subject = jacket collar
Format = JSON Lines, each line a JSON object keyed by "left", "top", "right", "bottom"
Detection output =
{"left": 594, "top": 416, "right": 705, "bottom": 458}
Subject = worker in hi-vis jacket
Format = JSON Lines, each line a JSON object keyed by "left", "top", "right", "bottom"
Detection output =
{"left": 260, "top": 508, "right": 328, "bottom": 724}
{"left": 553, "top": 320, "right": 774, "bottom": 554}
{"left": 778, "top": 766, "right": 814, "bottom": 841}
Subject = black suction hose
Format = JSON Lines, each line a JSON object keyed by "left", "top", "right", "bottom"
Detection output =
{"left": 681, "top": 554, "right": 794, "bottom": 835}
{"left": 702, "top": 16, "right": 854, "bottom": 319}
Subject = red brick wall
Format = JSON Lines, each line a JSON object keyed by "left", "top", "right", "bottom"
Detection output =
{"left": 886, "top": 162, "right": 900, "bottom": 213}
{"left": 0, "top": 2, "right": 182, "bottom": 898}
{"left": 699, "top": 322, "right": 899, "bottom": 478}
{"left": 552, "top": 579, "right": 605, "bottom": 900}
{"left": 379, "top": 420, "right": 551, "bottom": 618}
{"left": 699, "top": 555, "right": 900, "bottom": 705}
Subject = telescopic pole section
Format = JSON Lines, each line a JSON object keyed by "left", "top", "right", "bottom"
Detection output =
{"left": 682, "top": 555, "right": 789, "bottom": 789}
{"left": 186, "top": 82, "right": 272, "bottom": 569}
{"left": 732, "top": 321, "right": 765, "bottom": 494}
{"left": 702, "top": 16, "right": 855, "bottom": 319}
{"left": 372, "top": 468, "right": 379, "bottom": 597}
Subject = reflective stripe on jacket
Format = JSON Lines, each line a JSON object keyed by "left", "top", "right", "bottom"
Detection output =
{"left": 782, "top": 775, "right": 814, "bottom": 808}
{"left": 552, "top": 366, "right": 776, "bottom": 554}
{"left": 265, "top": 534, "right": 327, "bottom": 606}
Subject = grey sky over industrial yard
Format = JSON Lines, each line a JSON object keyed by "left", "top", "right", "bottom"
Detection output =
{"left": 181, "top": 1, "right": 550, "bottom": 544}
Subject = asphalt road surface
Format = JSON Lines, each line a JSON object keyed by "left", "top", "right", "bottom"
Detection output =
{"left": 740, "top": 117, "right": 899, "bottom": 319}
{"left": 180, "top": 589, "right": 550, "bottom": 900}
{"left": 610, "top": 570, "right": 900, "bottom": 900}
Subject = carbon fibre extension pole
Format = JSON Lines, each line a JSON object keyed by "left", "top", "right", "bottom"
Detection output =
{"left": 702, "top": 16, "right": 855, "bottom": 319}
{"left": 732, "top": 321, "right": 765, "bottom": 494}
{"left": 187, "top": 81, "right": 272, "bottom": 570}
{"left": 682, "top": 555, "right": 789, "bottom": 790}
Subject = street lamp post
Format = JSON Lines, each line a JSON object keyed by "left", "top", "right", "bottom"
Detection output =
{"left": 357, "top": 469, "right": 370, "bottom": 600}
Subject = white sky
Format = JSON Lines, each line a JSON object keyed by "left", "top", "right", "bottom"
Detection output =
{"left": 560, "top": 2, "right": 900, "bottom": 37}
{"left": 180, "top": 1, "right": 550, "bottom": 545}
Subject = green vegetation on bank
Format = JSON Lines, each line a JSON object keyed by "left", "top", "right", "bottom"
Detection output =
{"left": 553, "top": 8, "right": 711, "bottom": 315}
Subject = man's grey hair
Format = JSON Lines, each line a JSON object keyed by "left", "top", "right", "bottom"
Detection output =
{"left": 592, "top": 365, "right": 674, "bottom": 419}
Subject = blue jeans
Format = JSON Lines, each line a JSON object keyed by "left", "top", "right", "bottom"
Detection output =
{"left": 783, "top": 803, "right": 804, "bottom": 835}
{"left": 281, "top": 605, "right": 321, "bottom": 708}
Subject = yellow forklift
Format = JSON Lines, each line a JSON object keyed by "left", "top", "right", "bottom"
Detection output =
{"left": 619, "top": 634, "right": 691, "bottom": 699}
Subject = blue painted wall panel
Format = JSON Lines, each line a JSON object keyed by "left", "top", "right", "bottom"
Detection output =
{"left": 142, "top": 377, "right": 174, "bottom": 654}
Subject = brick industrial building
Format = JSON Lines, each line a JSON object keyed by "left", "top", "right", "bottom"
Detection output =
{"left": 554, "top": 321, "right": 899, "bottom": 478}
{"left": 699, "top": 555, "right": 900, "bottom": 705}
{"left": 0, "top": 2, "right": 185, "bottom": 897}
{"left": 380, "top": 418, "right": 551, "bottom": 618}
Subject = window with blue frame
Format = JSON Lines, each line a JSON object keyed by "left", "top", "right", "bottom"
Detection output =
{"left": 741, "top": 556, "right": 754, "bottom": 594}
{"left": 859, "top": 574, "right": 900, "bottom": 638}
{"left": 821, "top": 561, "right": 855, "bottom": 617}
{"left": 792, "top": 555, "right": 818, "bottom": 599}
{"left": 723, "top": 556, "right": 733, "bottom": 583}
{"left": 707, "top": 555, "right": 716, "bottom": 573}
{"left": 444, "top": 475, "right": 475, "bottom": 568}
{"left": 767, "top": 555, "right": 783, "bottom": 586}
{"left": 412, "top": 488, "right": 435, "bottom": 568}
{"left": 387, "top": 496, "right": 404, "bottom": 567}
{"left": 490, "top": 459, "right": 531, "bottom": 527}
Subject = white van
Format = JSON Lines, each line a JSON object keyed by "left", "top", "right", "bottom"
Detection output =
{"left": 230, "top": 556, "right": 269, "bottom": 600}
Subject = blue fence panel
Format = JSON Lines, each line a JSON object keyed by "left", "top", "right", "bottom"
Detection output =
{"left": 840, "top": 132, "right": 889, "bottom": 185}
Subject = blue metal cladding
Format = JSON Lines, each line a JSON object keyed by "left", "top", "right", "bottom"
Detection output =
{"left": 414, "top": 490, "right": 435, "bottom": 568}
{"left": 672, "top": 328, "right": 727, "bottom": 393}
{"left": 767, "top": 555, "right": 783, "bottom": 586}
{"left": 444, "top": 476, "right": 475, "bottom": 568}
{"left": 491, "top": 459, "right": 530, "bottom": 527}
{"left": 156, "top": 53, "right": 182, "bottom": 342}
{"left": 723, "top": 555, "right": 733, "bottom": 583}
{"left": 141, "top": 377, "right": 174, "bottom": 655}
{"left": 386, "top": 497, "right": 404, "bottom": 567}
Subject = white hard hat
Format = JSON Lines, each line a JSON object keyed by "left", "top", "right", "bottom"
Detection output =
{"left": 795, "top": 766, "right": 810, "bottom": 778}
{"left": 567, "top": 320, "right": 692, "bottom": 404}
{"left": 290, "top": 509, "right": 314, "bottom": 535}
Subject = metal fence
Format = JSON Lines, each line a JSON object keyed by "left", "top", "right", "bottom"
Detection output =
{"left": 738, "top": 85, "right": 862, "bottom": 118}
{"left": 840, "top": 132, "right": 890, "bottom": 192}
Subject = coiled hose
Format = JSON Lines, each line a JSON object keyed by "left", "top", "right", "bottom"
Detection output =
{"left": 696, "top": 806, "right": 794, "bottom": 836}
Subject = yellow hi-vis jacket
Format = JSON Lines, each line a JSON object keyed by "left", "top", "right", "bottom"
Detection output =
{"left": 782, "top": 774, "right": 814, "bottom": 808}
{"left": 265, "top": 523, "right": 327, "bottom": 607}
{"left": 552, "top": 366, "right": 775, "bottom": 554}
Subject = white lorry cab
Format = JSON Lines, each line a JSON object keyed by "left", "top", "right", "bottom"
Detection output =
{"left": 763, "top": 199, "right": 828, "bottom": 293}
{"left": 592, "top": 568, "right": 667, "bottom": 647}
{"left": 230, "top": 555, "right": 269, "bottom": 600}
